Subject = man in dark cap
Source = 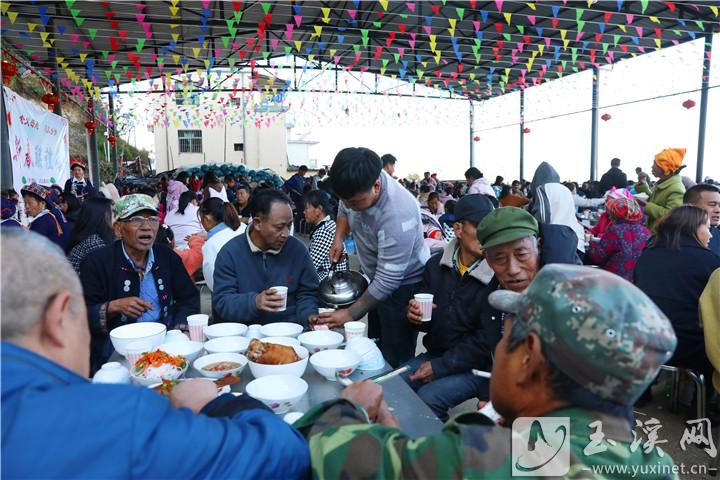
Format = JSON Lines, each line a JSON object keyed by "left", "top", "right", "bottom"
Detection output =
{"left": 296, "top": 265, "right": 677, "bottom": 478}
{"left": 401, "top": 194, "right": 495, "bottom": 421}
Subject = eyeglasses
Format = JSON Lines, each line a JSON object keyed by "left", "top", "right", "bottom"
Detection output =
{"left": 122, "top": 215, "right": 160, "bottom": 227}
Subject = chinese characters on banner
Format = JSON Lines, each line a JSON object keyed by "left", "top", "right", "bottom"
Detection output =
{"left": 3, "top": 86, "right": 69, "bottom": 188}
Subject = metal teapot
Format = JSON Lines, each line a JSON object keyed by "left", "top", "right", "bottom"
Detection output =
{"left": 318, "top": 264, "right": 369, "bottom": 309}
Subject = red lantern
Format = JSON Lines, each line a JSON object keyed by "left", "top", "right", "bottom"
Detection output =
{"left": 601, "top": 113, "right": 612, "bottom": 121}
{"left": 2, "top": 60, "right": 17, "bottom": 84}
{"left": 84, "top": 121, "right": 97, "bottom": 134}
{"left": 41, "top": 93, "right": 59, "bottom": 111}
{"left": 523, "top": 127, "right": 531, "bottom": 134}
{"left": 473, "top": 135, "right": 480, "bottom": 142}
{"left": 108, "top": 135, "right": 117, "bottom": 146}
{"left": 682, "top": 99, "right": 696, "bottom": 109}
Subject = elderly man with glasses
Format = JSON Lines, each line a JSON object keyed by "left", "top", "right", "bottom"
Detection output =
{"left": 80, "top": 194, "right": 199, "bottom": 372}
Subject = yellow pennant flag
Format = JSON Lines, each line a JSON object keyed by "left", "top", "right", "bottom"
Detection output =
{"left": 79, "top": 52, "right": 87, "bottom": 62}
{"left": 527, "top": 57, "right": 534, "bottom": 71}
{"left": 192, "top": 47, "right": 201, "bottom": 58}
{"left": 560, "top": 29, "right": 567, "bottom": 41}
{"left": 1, "top": 2, "right": 11, "bottom": 15}
{"left": 649, "top": 16, "right": 660, "bottom": 24}
{"left": 710, "top": 6, "right": 718, "bottom": 16}
{"left": 429, "top": 34, "right": 437, "bottom": 52}
{"left": 172, "top": 33, "right": 180, "bottom": 42}
{"left": 321, "top": 7, "right": 330, "bottom": 23}
{"left": 312, "top": 25, "right": 322, "bottom": 38}
{"left": 563, "top": 39, "right": 570, "bottom": 49}
{"left": 379, "top": 0, "right": 388, "bottom": 10}
{"left": 434, "top": 50, "right": 441, "bottom": 64}
{"left": 294, "top": 40, "right": 302, "bottom": 51}
{"left": 421, "top": 60, "right": 428, "bottom": 68}
{"left": 27, "top": 22, "right": 37, "bottom": 32}
{"left": 503, "top": 12, "right": 512, "bottom": 25}
{"left": 538, "top": 44, "right": 545, "bottom": 56}
{"left": 7, "top": 11, "right": 18, "bottom": 24}
{"left": 204, "top": 59, "right": 211, "bottom": 69}
{"left": 448, "top": 18, "right": 457, "bottom": 37}
{"left": 172, "top": 54, "right": 180, "bottom": 65}
{"left": 618, "top": 24, "right": 627, "bottom": 33}
{"left": 654, "top": 39, "right": 661, "bottom": 48}
{"left": 308, "top": 54, "right": 315, "bottom": 62}
{"left": 329, "top": 49, "right": 336, "bottom": 58}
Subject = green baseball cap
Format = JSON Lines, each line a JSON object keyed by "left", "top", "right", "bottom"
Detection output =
{"left": 489, "top": 264, "right": 676, "bottom": 405}
{"left": 476, "top": 207, "right": 539, "bottom": 249}
{"left": 113, "top": 194, "right": 158, "bottom": 220}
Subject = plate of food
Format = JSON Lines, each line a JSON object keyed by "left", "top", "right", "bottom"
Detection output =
{"left": 192, "top": 352, "right": 248, "bottom": 379}
{"left": 130, "top": 350, "right": 188, "bottom": 386}
{"left": 246, "top": 338, "right": 308, "bottom": 378}
{"left": 149, "top": 375, "right": 240, "bottom": 397}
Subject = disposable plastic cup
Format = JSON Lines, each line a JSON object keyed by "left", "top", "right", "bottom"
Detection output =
{"left": 414, "top": 293, "right": 434, "bottom": 322}
{"left": 271, "top": 286, "right": 288, "bottom": 311}
{"left": 344, "top": 321, "right": 367, "bottom": 341}
{"left": 187, "top": 314, "right": 209, "bottom": 342}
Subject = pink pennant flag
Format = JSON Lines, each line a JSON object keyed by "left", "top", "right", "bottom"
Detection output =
{"left": 472, "top": 20, "right": 481, "bottom": 31}
{"left": 135, "top": 3, "right": 146, "bottom": 10}
{"left": 423, "top": 25, "right": 432, "bottom": 35}
{"left": 135, "top": 13, "right": 146, "bottom": 23}
{"left": 398, "top": 47, "right": 405, "bottom": 58}
{"left": 528, "top": 15, "right": 536, "bottom": 25}
{"left": 575, "top": 32, "right": 584, "bottom": 42}
{"left": 406, "top": 3, "right": 415, "bottom": 13}
{"left": 83, "top": 41, "right": 91, "bottom": 48}
{"left": 544, "top": 37, "right": 551, "bottom": 48}
{"left": 495, "top": 0, "right": 503, "bottom": 12}
{"left": 150, "top": 53, "right": 157, "bottom": 62}
{"left": 348, "top": 9, "right": 357, "bottom": 19}
{"left": 626, "top": 13, "right": 634, "bottom": 24}
{"left": 635, "top": 26, "right": 643, "bottom": 37}
{"left": 71, "top": 33, "right": 79, "bottom": 43}
{"left": 294, "top": 15, "right": 302, "bottom": 27}
{"left": 201, "top": 0, "right": 211, "bottom": 10}
{"left": 271, "top": 38, "right": 279, "bottom": 50}
{"left": 517, "top": 42, "right": 524, "bottom": 52}
{"left": 409, "top": 32, "right": 416, "bottom": 49}
{"left": 285, "top": 23, "right": 294, "bottom": 40}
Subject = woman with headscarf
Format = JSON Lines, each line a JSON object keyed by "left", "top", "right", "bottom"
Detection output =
{"left": 63, "top": 160, "right": 95, "bottom": 202}
{"left": 20, "top": 183, "right": 64, "bottom": 248}
{"left": 586, "top": 196, "right": 651, "bottom": 281}
{"left": 635, "top": 147, "right": 687, "bottom": 231}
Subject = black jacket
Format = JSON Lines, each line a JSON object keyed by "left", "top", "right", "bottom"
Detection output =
{"left": 634, "top": 237, "right": 720, "bottom": 345}
{"left": 417, "top": 240, "right": 496, "bottom": 378}
{"left": 599, "top": 167, "right": 628, "bottom": 194}
{"left": 80, "top": 241, "right": 200, "bottom": 371}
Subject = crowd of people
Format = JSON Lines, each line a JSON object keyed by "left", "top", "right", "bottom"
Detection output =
{"left": 2, "top": 145, "right": 720, "bottom": 478}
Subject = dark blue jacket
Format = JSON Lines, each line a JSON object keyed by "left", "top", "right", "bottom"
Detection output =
{"left": 1, "top": 342, "right": 310, "bottom": 479}
{"left": 710, "top": 226, "right": 720, "bottom": 257}
{"left": 29, "top": 210, "right": 64, "bottom": 248}
{"left": 417, "top": 240, "right": 492, "bottom": 378}
{"left": 80, "top": 241, "right": 200, "bottom": 372}
{"left": 634, "top": 236, "right": 720, "bottom": 352}
{"left": 213, "top": 233, "right": 319, "bottom": 326}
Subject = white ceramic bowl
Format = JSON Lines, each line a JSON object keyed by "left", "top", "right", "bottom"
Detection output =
{"left": 204, "top": 336, "right": 251, "bottom": 354}
{"left": 203, "top": 323, "right": 248, "bottom": 339}
{"left": 248, "top": 345, "right": 309, "bottom": 378}
{"left": 298, "top": 330, "right": 345, "bottom": 354}
{"left": 259, "top": 322, "right": 304, "bottom": 338}
{"left": 245, "top": 375, "right": 308, "bottom": 414}
{"left": 193, "top": 352, "right": 248, "bottom": 379}
{"left": 156, "top": 341, "right": 204, "bottom": 364}
{"left": 310, "top": 349, "right": 361, "bottom": 381}
{"left": 110, "top": 323, "right": 167, "bottom": 356}
{"left": 260, "top": 336, "right": 301, "bottom": 348}
{"left": 130, "top": 362, "right": 187, "bottom": 386}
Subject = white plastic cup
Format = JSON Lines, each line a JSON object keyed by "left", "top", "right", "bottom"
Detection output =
{"left": 125, "top": 341, "right": 152, "bottom": 369}
{"left": 344, "top": 321, "right": 367, "bottom": 341}
{"left": 414, "top": 293, "right": 434, "bottom": 322}
{"left": 271, "top": 286, "right": 288, "bottom": 311}
{"left": 187, "top": 314, "right": 209, "bottom": 342}
{"left": 166, "top": 329, "right": 189, "bottom": 343}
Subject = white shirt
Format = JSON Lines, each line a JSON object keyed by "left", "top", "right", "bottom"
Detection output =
{"left": 209, "top": 186, "right": 229, "bottom": 203}
{"left": 202, "top": 223, "right": 246, "bottom": 291}
{"left": 164, "top": 204, "right": 204, "bottom": 250}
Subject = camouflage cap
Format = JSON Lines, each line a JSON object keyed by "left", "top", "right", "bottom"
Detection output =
{"left": 113, "top": 194, "right": 158, "bottom": 220}
{"left": 489, "top": 264, "right": 676, "bottom": 405}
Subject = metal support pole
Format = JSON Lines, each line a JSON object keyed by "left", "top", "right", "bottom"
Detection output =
{"left": 696, "top": 32, "right": 712, "bottom": 183}
{"left": 108, "top": 92, "right": 118, "bottom": 176}
{"left": 469, "top": 100, "right": 475, "bottom": 168}
{"left": 86, "top": 96, "right": 100, "bottom": 186}
{"left": 590, "top": 65, "right": 600, "bottom": 182}
{"left": 1, "top": 89, "right": 13, "bottom": 191}
{"left": 519, "top": 89, "right": 525, "bottom": 181}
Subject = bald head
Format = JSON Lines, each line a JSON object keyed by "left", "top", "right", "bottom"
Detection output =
{"left": 2, "top": 231, "right": 89, "bottom": 376}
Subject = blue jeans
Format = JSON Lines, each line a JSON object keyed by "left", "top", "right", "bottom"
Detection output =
{"left": 400, "top": 354, "right": 489, "bottom": 422}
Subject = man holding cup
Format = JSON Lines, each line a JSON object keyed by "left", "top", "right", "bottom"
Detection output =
{"left": 314, "top": 148, "right": 430, "bottom": 367}
{"left": 213, "top": 190, "right": 319, "bottom": 326}
{"left": 401, "top": 194, "right": 495, "bottom": 421}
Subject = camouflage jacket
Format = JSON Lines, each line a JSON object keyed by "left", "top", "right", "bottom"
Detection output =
{"left": 295, "top": 400, "right": 677, "bottom": 479}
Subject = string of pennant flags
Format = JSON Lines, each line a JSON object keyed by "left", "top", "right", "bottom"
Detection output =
{"left": 1, "top": 1, "right": 718, "bottom": 131}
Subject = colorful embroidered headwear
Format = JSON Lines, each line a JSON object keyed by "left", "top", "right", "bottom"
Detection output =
{"left": 70, "top": 159, "right": 87, "bottom": 171}
{"left": 606, "top": 196, "right": 643, "bottom": 222}
{"left": 654, "top": 148, "right": 686, "bottom": 175}
{"left": 20, "top": 183, "right": 52, "bottom": 208}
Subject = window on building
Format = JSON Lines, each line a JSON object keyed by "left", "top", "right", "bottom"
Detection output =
{"left": 178, "top": 130, "right": 202, "bottom": 153}
{"left": 233, "top": 143, "right": 244, "bottom": 152}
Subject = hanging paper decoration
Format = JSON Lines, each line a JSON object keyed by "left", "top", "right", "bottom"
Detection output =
{"left": 601, "top": 113, "right": 611, "bottom": 121}
{"left": 682, "top": 99, "right": 696, "bottom": 109}
{"left": 2, "top": 60, "right": 17, "bottom": 84}
{"left": 84, "top": 121, "right": 97, "bottom": 133}
{"left": 473, "top": 135, "right": 480, "bottom": 141}
{"left": 41, "top": 92, "right": 59, "bottom": 111}
{"left": 523, "top": 127, "right": 531, "bottom": 133}
{"left": 108, "top": 135, "right": 117, "bottom": 145}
